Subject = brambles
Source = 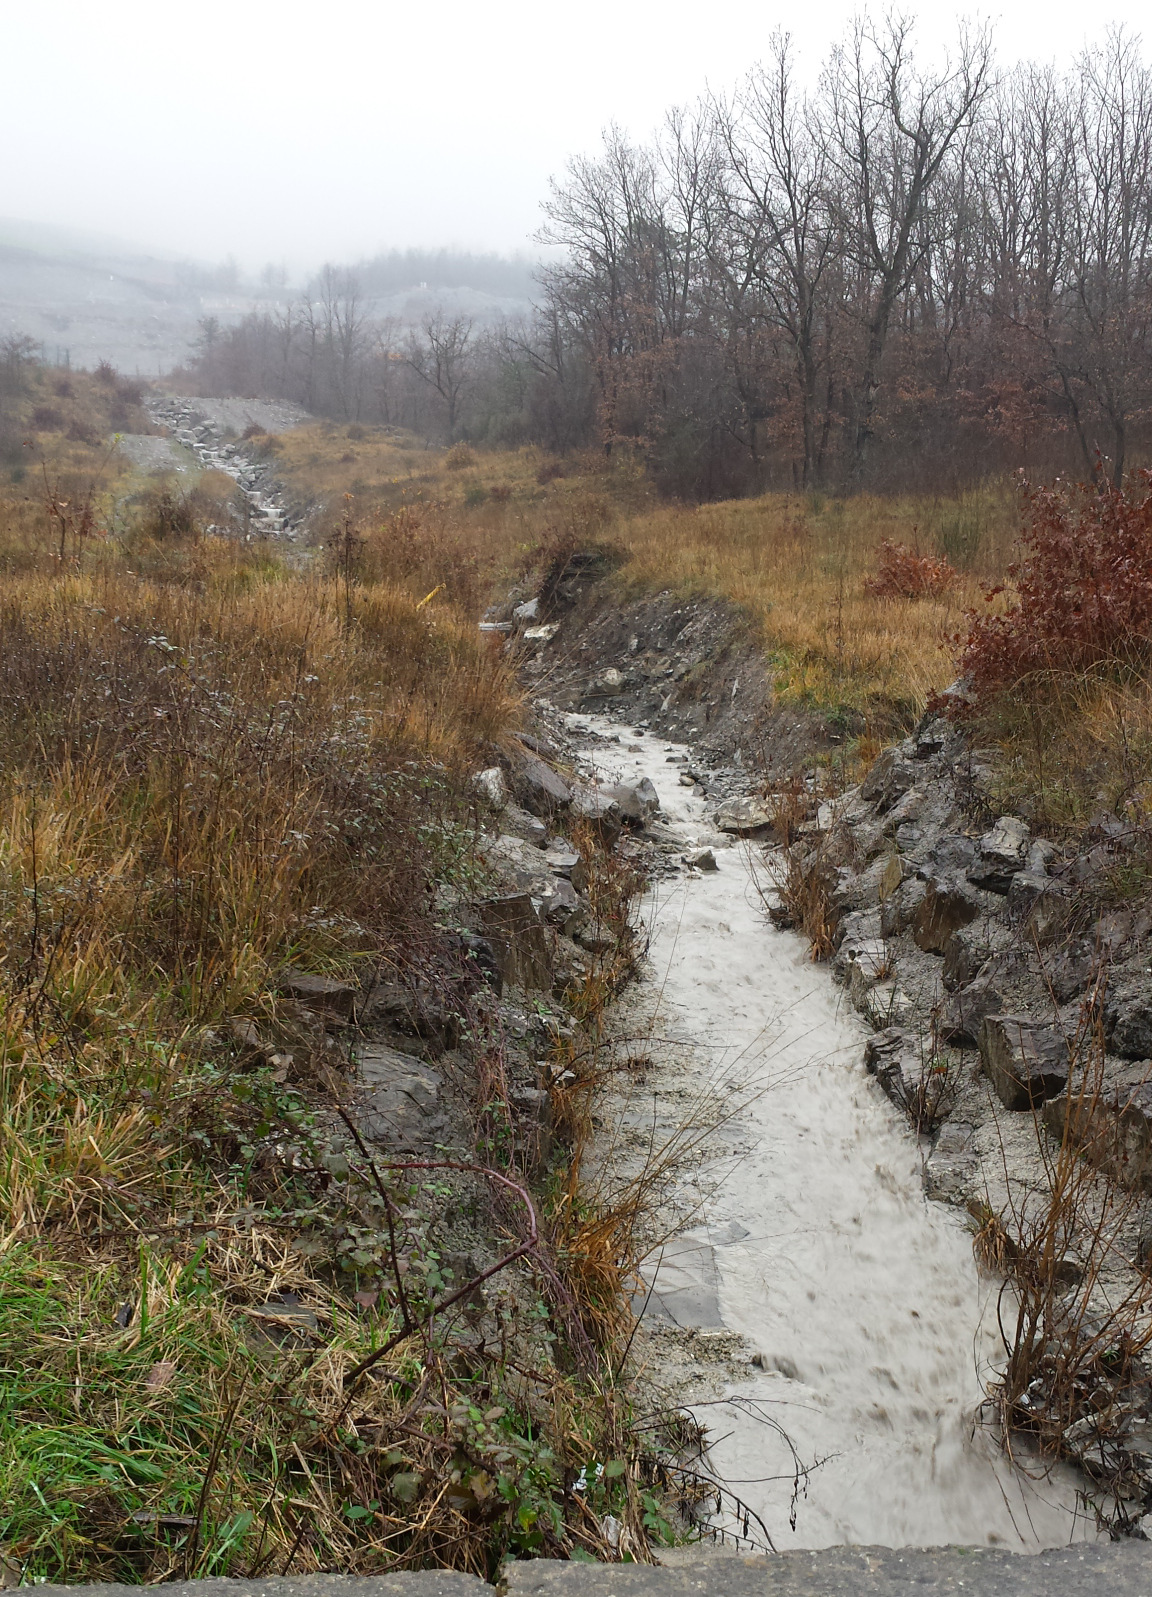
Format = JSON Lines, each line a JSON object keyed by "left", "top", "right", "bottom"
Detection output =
{"left": 863, "top": 540, "right": 958, "bottom": 600}
{"left": 960, "top": 471, "right": 1152, "bottom": 700}
{"left": 445, "top": 442, "right": 477, "bottom": 470}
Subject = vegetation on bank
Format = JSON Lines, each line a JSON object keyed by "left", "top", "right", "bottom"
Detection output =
{"left": 0, "top": 373, "right": 695, "bottom": 1582}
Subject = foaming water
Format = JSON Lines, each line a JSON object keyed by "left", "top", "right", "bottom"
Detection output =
{"left": 576, "top": 715, "right": 1093, "bottom": 1552}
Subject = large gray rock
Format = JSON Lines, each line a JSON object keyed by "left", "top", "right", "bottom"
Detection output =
{"left": 858, "top": 748, "right": 919, "bottom": 811}
{"left": 502, "top": 802, "right": 548, "bottom": 847}
{"left": 925, "top": 1121, "right": 978, "bottom": 1203}
{"left": 714, "top": 795, "right": 775, "bottom": 835}
{"left": 477, "top": 892, "right": 551, "bottom": 990}
{"left": 472, "top": 766, "right": 507, "bottom": 808}
{"left": 969, "top": 815, "right": 1030, "bottom": 892}
{"left": 1105, "top": 981, "right": 1152, "bottom": 1059}
{"left": 514, "top": 753, "right": 572, "bottom": 817}
{"left": 979, "top": 1014, "right": 1070, "bottom": 1110}
{"left": 912, "top": 875, "right": 984, "bottom": 954}
{"left": 942, "top": 927, "right": 985, "bottom": 992}
{"left": 1008, "top": 871, "right": 1069, "bottom": 943}
{"left": 277, "top": 969, "right": 357, "bottom": 1021}
{"left": 938, "top": 969, "right": 1004, "bottom": 1047}
{"left": 879, "top": 874, "right": 926, "bottom": 938}
{"left": 1044, "top": 1076, "right": 1152, "bottom": 1192}
{"left": 356, "top": 1044, "right": 446, "bottom": 1149}
{"left": 609, "top": 775, "right": 660, "bottom": 822}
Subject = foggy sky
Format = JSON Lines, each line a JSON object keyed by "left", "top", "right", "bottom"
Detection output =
{"left": 4, "top": 0, "right": 1148, "bottom": 274}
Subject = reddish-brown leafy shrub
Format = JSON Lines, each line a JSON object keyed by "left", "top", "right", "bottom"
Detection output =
{"left": 959, "top": 471, "right": 1152, "bottom": 700}
{"left": 863, "top": 539, "right": 958, "bottom": 599}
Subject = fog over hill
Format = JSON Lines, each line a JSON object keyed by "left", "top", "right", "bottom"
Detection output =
{"left": 0, "top": 220, "right": 537, "bottom": 375}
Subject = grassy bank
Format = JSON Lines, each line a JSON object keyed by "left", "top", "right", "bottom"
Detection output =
{"left": 0, "top": 390, "right": 685, "bottom": 1581}
{"left": 274, "top": 422, "right": 1018, "bottom": 727}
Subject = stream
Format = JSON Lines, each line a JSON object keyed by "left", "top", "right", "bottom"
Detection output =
{"left": 574, "top": 712, "right": 1094, "bottom": 1553}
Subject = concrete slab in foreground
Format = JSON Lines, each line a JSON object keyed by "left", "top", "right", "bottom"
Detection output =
{"left": 25, "top": 1544, "right": 1152, "bottom": 1597}
{"left": 503, "top": 1544, "right": 1152, "bottom": 1596}
{"left": 28, "top": 1579, "right": 487, "bottom": 1597}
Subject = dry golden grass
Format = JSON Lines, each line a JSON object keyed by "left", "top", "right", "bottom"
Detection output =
{"left": 612, "top": 485, "right": 1017, "bottom": 717}
{"left": 269, "top": 427, "right": 1018, "bottom": 725}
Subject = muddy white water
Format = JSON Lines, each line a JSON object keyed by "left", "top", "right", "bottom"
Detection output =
{"left": 574, "top": 714, "right": 1093, "bottom": 1553}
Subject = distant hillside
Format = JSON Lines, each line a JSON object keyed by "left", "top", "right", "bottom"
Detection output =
{"left": 0, "top": 221, "right": 539, "bottom": 377}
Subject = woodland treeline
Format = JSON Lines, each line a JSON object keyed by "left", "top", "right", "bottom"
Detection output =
{"left": 178, "top": 21, "right": 1152, "bottom": 498}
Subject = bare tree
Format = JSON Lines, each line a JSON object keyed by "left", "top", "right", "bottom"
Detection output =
{"left": 825, "top": 15, "right": 993, "bottom": 476}
{"left": 404, "top": 313, "right": 475, "bottom": 439}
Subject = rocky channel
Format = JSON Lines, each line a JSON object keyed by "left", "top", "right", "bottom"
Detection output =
{"left": 479, "top": 561, "right": 1152, "bottom": 1547}
{"left": 143, "top": 394, "right": 307, "bottom": 540}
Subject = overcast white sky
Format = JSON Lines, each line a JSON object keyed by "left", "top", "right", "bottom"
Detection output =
{"left": 3, "top": 0, "right": 1147, "bottom": 274}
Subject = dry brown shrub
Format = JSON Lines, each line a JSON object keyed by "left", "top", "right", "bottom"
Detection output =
{"left": 863, "top": 539, "right": 959, "bottom": 599}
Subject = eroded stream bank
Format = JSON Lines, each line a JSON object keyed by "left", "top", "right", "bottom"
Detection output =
{"left": 570, "top": 712, "right": 1091, "bottom": 1552}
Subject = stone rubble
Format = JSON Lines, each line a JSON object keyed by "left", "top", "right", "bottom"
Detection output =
{"left": 144, "top": 394, "right": 303, "bottom": 540}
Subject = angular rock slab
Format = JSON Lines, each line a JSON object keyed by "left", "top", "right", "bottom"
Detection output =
{"left": 979, "top": 1014, "right": 1070, "bottom": 1110}
{"left": 938, "top": 969, "right": 1004, "bottom": 1047}
{"left": 356, "top": 1044, "right": 446, "bottom": 1150}
{"left": 969, "top": 814, "right": 1030, "bottom": 891}
{"left": 714, "top": 795, "right": 775, "bottom": 835}
{"left": 608, "top": 775, "right": 660, "bottom": 822}
{"left": 277, "top": 969, "right": 357, "bottom": 1021}
{"left": 514, "top": 752, "right": 571, "bottom": 816}
{"left": 477, "top": 892, "right": 552, "bottom": 991}
{"left": 1044, "top": 1076, "right": 1152, "bottom": 1193}
{"left": 912, "top": 875, "right": 984, "bottom": 954}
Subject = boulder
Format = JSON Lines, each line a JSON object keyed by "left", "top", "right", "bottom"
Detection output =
{"left": 925, "top": 1122, "right": 978, "bottom": 1204}
{"left": 832, "top": 908, "right": 883, "bottom": 977}
{"left": 880, "top": 875, "right": 926, "bottom": 939}
{"left": 1047, "top": 939, "right": 1102, "bottom": 1003}
{"left": 541, "top": 875, "right": 585, "bottom": 934}
{"left": 513, "top": 597, "right": 540, "bottom": 622}
{"left": 544, "top": 840, "right": 582, "bottom": 879}
{"left": 569, "top": 785, "right": 623, "bottom": 842}
{"left": 683, "top": 847, "right": 718, "bottom": 871}
{"left": 859, "top": 748, "right": 919, "bottom": 811}
{"left": 588, "top": 667, "right": 626, "bottom": 697}
{"left": 514, "top": 753, "right": 571, "bottom": 817}
{"left": 523, "top": 622, "right": 560, "bottom": 643}
{"left": 714, "top": 795, "right": 775, "bottom": 835}
{"left": 356, "top": 1044, "right": 447, "bottom": 1150}
{"left": 477, "top": 893, "right": 551, "bottom": 991}
{"left": 1105, "top": 982, "right": 1152, "bottom": 1060}
{"left": 970, "top": 815, "right": 1031, "bottom": 892}
{"left": 472, "top": 766, "right": 507, "bottom": 808}
{"left": 924, "top": 834, "right": 979, "bottom": 876}
{"left": 939, "top": 969, "right": 1004, "bottom": 1047}
{"left": 1044, "top": 1077, "right": 1152, "bottom": 1193}
{"left": 862, "top": 981, "right": 914, "bottom": 1029}
{"left": 912, "top": 875, "right": 984, "bottom": 954}
{"left": 277, "top": 969, "right": 357, "bottom": 1021}
{"left": 501, "top": 803, "right": 548, "bottom": 847}
{"left": 942, "top": 928, "right": 985, "bottom": 992}
{"left": 1009, "top": 871, "right": 1070, "bottom": 943}
{"left": 608, "top": 776, "right": 660, "bottom": 823}
{"left": 979, "top": 1014, "right": 1070, "bottom": 1110}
